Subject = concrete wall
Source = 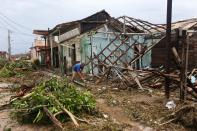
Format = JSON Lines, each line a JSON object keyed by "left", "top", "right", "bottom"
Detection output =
{"left": 61, "top": 35, "right": 83, "bottom": 71}
{"left": 30, "top": 48, "right": 37, "bottom": 61}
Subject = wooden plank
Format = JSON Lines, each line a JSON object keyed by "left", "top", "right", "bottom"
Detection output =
{"left": 171, "top": 47, "right": 181, "bottom": 65}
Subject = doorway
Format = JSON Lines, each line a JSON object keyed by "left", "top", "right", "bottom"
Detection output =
{"left": 71, "top": 44, "right": 76, "bottom": 66}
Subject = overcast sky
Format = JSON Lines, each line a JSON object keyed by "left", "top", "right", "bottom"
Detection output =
{"left": 0, "top": 0, "right": 197, "bottom": 54}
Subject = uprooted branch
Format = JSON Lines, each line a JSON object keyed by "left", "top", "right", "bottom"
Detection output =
{"left": 48, "top": 93, "right": 79, "bottom": 127}
{"left": 158, "top": 105, "right": 197, "bottom": 127}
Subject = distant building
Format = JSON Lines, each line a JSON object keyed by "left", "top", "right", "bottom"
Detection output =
{"left": 11, "top": 53, "right": 30, "bottom": 60}
{"left": 0, "top": 51, "right": 9, "bottom": 59}
{"left": 30, "top": 33, "right": 50, "bottom": 65}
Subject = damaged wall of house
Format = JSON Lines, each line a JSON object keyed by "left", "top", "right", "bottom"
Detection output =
{"left": 60, "top": 35, "right": 83, "bottom": 72}
{"left": 80, "top": 25, "right": 153, "bottom": 74}
{"left": 187, "top": 33, "right": 197, "bottom": 69}
{"left": 152, "top": 31, "right": 197, "bottom": 70}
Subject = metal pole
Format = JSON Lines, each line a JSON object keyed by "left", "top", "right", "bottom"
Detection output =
{"left": 165, "top": 0, "right": 173, "bottom": 99}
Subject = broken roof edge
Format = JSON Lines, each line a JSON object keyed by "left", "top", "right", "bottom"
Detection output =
{"left": 118, "top": 16, "right": 166, "bottom": 33}
{"left": 58, "top": 22, "right": 122, "bottom": 44}
{"left": 157, "top": 18, "right": 197, "bottom": 31}
{"left": 173, "top": 18, "right": 197, "bottom": 24}
{"left": 58, "top": 17, "right": 150, "bottom": 44}
{"left": 33, "top": 30, "right": 49, "bottom": 36}
{"left": 49, "top": 10, "right": 111, "bottom": 34}
{"left": 59, "top": 20, "right": 151, "bottom": 45}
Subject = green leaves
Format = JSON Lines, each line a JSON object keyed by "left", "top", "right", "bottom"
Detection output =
{"left": 0, "top": 60, "right": 33, "bottom": 78}
{"left": 33, "top": 109, "right": 44, "bottom": 123}
{"left": 12, "top": 77, "right": 96, "bottom": 124}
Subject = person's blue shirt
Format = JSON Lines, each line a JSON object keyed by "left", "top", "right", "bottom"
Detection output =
{"left": 73, "top": 63, "right": 81, "bottom": 72}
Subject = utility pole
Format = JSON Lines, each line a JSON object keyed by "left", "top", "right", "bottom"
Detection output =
{"left": 165, "top": 0, "right": 173, "bottom": 99}
{"left": 8, "top": 30, "right": 11, "bottom": 60}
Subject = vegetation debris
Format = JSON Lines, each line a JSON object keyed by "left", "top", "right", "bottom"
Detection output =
{"left": 0, "top": 60, "right": 33, "bottom": 78}
{"left": 11, "top": 77, "right": 96, "bottom": 125}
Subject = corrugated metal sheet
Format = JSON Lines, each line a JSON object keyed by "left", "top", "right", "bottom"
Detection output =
{"left": 171, "top": 18, "right": 197, "bottom": 30}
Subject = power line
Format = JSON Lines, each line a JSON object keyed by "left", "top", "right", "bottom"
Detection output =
{"left": 0, "top": 13, "right": 37, "bottom": 52}
{"left": 0, "top": 26, "right": 35, "bottom": 37}
{"left": 0, "top": 15, "right": 23, "bottom": 32}
{"left": 0, "top": 11, "right": 32, "bottom": 31}
{"left": 0, "top": 18, "right": 8, "bottom": 27}
{"left": 0, "top": 26, "right": 34, "bottom": 48}
{"left": 15, "top": 34, "right": 33, "bottom": 44}
{"left": 0, "top": 15, "right": 35, "bottom": 37}
{"left": 0, "top": 15, "right": 32, "bottom": 35}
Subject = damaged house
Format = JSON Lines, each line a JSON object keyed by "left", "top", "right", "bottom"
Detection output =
{"left": 49, "top": 10, "right": 111, "bottom": 74}
{"left": 152, "top": 18, "right": 197, "bottom": 70}
{"left": 49, "top": 10, "right": 164, "bottom": 75}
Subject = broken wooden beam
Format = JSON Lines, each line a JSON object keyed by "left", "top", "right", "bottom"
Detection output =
{"left": 43, "top": 107, "right": 63, "bottom": 130}
{"left": 48, "top": 93, "right": 79, "bottom": 127}
{"left": 171, "top": 47, "right": 181, "bottom": 65}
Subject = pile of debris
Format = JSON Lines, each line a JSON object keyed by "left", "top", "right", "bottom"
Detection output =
{"left": 92, "top": 63, "right": 197, "bottom": 101}
{"left": 93, "top": 64, "right": 164, "bottom": 90}
{"left": 0, "top": 60, "right": 33, "bottom": 78}
{"left": 11, "top": 78, "right": 96, "bottom": 129}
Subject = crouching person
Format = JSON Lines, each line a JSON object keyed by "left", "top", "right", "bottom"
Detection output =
{"left": 71, "top": 63, "right": 85, "bottom": 82}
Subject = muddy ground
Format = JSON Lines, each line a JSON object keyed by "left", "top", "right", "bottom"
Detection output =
{"left": 0, "top": 70, "right": 196, "bottom": 131}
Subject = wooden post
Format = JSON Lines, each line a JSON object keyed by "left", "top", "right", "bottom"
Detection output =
{"left": 48, "top": 28, "right": 53, "bottom": 70}
{"left": 185, "top": 34, "right": 189, "bottom": 99}
{"left": 44, "top": 36, "right": 47, "bottom": 65}
{"left": 180, "top": 30, "right": 188, "bottom": 102}
{"left": 171, "top": 47, "right": 181, "bottom": 65}
{"left": 57, "top": 26, "right": 64, "bottom": 76}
